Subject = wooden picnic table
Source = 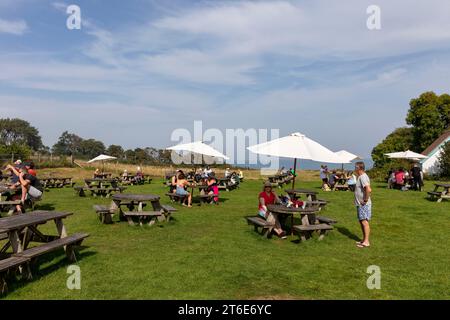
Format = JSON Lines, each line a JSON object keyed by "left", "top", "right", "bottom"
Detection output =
{"left": 428, "top": 183, "right": 450, "bottom": 202}
{"left": 111, "top": 193, "right": 175, "bottom": 226}
{"left": 0, "top": 211, "right": 72, "bottom": 255}
{"left": 332, "top": 176, "right": 349, "bottom": 191}
{"left": 285, "top": 189, "right": 318, "bottom": 201}
{"left": 40, "top": 177, "right": 74, "bottom": 189}
{"left": 267, "top": 204, "right": 320, "bottom": 235}
{"left": 0, "top": 210, "right": 88, "bottom": 290}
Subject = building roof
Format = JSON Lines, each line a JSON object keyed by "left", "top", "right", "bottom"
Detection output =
{"left": 422, "top": 128, "right": 450, "bottom": 156}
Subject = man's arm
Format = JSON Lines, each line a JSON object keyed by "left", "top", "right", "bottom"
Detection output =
{"left": 19, "top": 173, "right": 31, "bottom": 187}
{"left": 363, "top": 185, "right": 372, "bottom": 203}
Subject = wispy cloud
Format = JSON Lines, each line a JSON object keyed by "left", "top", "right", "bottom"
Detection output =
{"left": 0, "top": 18, "right": 27, "bottom": 35}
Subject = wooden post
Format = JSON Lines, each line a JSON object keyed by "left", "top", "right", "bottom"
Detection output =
{"left": 291, "top": 158, "right": 297, "bottom": 189}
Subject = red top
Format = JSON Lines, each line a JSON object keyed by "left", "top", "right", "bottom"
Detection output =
{"left": 259, "top": 191, "right": 276, "bottom": 210}
{"left": 395, "top": 171, "right": 404, "bottom": 184}
{"left": 28, "top": 169, "right": 37, "bottom": 177}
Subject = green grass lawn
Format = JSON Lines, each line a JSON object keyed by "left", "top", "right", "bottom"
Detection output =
{"left": 2, "top": 179, "right": 449, "bottom": 300}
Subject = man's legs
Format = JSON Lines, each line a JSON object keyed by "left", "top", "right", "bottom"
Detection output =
{"left": 359, "top": 219, "right": 370, "bottom": 245}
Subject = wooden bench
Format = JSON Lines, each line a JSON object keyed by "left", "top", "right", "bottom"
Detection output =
{"left": 428, "top": 191, "right": 450, "bottom": 202}
{"left": 74, "top": 186, "right": 87, "bottom": 197}
{"left": 122, "top": 211, "right": 163, "bottom": 226}
{"left": 15, "top": 233, "right": 89, "bottom": 263}
{"left": 165, "top": 193, "right": 187, "bottom": 204}
{"left": 0, "top": 256, "right": 30, "bottom": 295}
{"left": 89, "top": 187, "right": 126, "bottom": 198}
{"left": 246, "top": 216, "right": 275, "bottom": 238}
{"left": 293, "top": 224, "right": 333, "bottom": 242}
{"left": 0, "top": 200, "right": 23, "bottom": 215}
{"left": 93, "top": 205, "right": 115, "bottom": 224}
{"left": 159, "top": 204, "right": 177, "bottom": 221}
{"left": 197, "top": 194, "right": 219, "bottom": 205}
{"left": 316, "top": 216, "right": 337, "bottom": 225}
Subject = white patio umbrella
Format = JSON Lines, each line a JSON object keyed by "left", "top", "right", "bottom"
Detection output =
{"left": 384, "top": 150, "right": 428, "bottom": 160}
{"left": 335, "top": 150, "right": 362, "bottom": 170}
{"left": 166, "top": 141, "right": 229, "bottom": 166}
{"left": 87, "top": 154, "right": 117, "bottom": 171}
{"left": 248, "top": 132, "right": 349, "bottom": 188}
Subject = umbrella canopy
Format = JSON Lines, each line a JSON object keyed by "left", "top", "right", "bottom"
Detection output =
{"left": 384, "top": 150, "right": 428, "bottom": 160}
{"left": 248, "top": 132, "right": 348, "bottom": 188}
{"left": 335, "top": 150, "right": 361, "bottom": 163}
{"left": 166, "top": 141, "right": 229, "bottom": 160}
{"left": 248, "top": 132, "right": 347, "bottom": 163}
{"left": 87, "top": 154, "right": 118, "bottom": 163}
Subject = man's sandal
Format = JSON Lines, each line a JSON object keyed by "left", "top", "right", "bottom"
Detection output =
{"left": 357, "top": 243, "right": 370, "bottom": 248}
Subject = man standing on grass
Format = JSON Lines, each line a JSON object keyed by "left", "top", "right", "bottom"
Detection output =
{"left": 354, "top": 161, "right": 372, "bottom": 248}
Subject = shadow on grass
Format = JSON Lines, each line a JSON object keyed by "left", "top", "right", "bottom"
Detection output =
{"left": 336, "top": 226, "right": 360, "bottom": 241}
{"left": 2, "top": 248, "right": 95, "bottom": 297}
{"left": 34, "top": 203, "right": 57, "bottom": 211}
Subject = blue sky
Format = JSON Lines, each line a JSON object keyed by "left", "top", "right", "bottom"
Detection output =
{"left": 1, "top": 0, "right": 450, "bottom": 165}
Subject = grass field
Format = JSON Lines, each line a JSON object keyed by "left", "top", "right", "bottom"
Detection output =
{"left": 2, "top": 173, "right": 449, "bottom": 300}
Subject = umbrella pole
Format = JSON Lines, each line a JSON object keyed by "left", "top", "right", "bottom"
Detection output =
{"left": 292, "top": 158, "right": 297, "bottom": 189}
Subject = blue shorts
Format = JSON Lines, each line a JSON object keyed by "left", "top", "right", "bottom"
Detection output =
{"left": 176, "top": 186, "right": 188, "bottom": 196}
{"left": 357, "top": 204, "right": 372, "bottom": 221}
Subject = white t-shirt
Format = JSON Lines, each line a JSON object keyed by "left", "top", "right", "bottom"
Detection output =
{"left": 320, "top": 168, "right": 327, "bottom": 179}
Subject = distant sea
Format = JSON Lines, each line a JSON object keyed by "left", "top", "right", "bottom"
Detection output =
{"left": 241, "top": 158, "right": 374, "bottom": 171}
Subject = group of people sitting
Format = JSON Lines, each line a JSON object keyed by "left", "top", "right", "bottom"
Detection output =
{"left": 319, "top": 165, "right": 356, "bottom": 191}
{"left": 169, "top": 169, "right": 220, "bottom": 207}
{"left": 387, "top": 163, "right": 424, "bottom": 191}
{"left": 120, "top": 167, "right": 145, "bottom": 184}
{"left": 0, "top": 159, "right": 43, "bottom": 214}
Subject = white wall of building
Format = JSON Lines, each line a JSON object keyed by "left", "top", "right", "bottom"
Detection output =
{"left": 421, "top": 137, "right": 450, "bottom": 175}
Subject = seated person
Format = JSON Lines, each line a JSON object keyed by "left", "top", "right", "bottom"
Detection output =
{"left": 170, "top": 170, "right": 183, "bottom": 193}
{"left": 175, "top": 173, "right": 192, "bottom": 207}
{"left": 6, "top": 164, "right": 43, "bottom": 214}
{"left": 347, "top": 173, "right": 357, "bottom": 192}
{"left": 328, "top": 170, "right": 338, "bottom": 189}
{"left": 25, "top": 162, "right": 37, "bottom": 177}
{"left": 394, "top": 168, "right": 405, "bottom": 189}
{"left": 258, "top": 182, "right": 287, "bottom": 239}
{"left": 93, "top": 168, "right": 101, "bottom": 178}
{"left": 238, "top": 170, "right": 244, "bottom": 180}
{"left": 203, "top": 175, "right": 219, "bottom": 203}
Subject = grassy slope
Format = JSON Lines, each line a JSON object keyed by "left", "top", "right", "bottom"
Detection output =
{"left": 2, "top": 176, "right": 449, "bottom": 300}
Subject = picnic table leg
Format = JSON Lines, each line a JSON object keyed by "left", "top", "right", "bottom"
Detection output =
{"left": 8, "top": 230, "right": 23, "bottom": 254}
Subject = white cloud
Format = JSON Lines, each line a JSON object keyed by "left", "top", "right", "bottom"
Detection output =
{"left": 0, "top": 18, "right": 27, "bottom": 35}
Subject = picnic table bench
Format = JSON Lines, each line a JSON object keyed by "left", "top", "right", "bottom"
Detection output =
{"left": 0, "top": 187, "right": 42, "bottom": 215}
{"left": 74, "top": 185, "right": 126, "bottom": 198}
{"left": 427, "top": 183, "right": 450, "bottom": 202}
{"left": 267, "top": 204, "right": 335, "bottom": 241}
{"left": 0, "top": 211, "right": 89, "bottom": 293}
{"left": 41, "top": 177, "right": 75, "bottom": 189}
{"left": 245, "top": 216, "right": 275, "bottom": 238}
{"left": 165, "top": 192, "right": 187, "bottom": 204}
{"left": 108, "top": 194, "right": 177, "bottom": 226}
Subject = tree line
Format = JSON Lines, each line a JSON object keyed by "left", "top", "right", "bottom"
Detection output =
{"left": 371, "top": 91, "right": 450, "bottom": 177}
{"left": 0, "top": 118, "right": 172, "bottom": 165}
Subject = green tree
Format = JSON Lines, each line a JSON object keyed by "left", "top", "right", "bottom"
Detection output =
{"left": 406, "top": 92, "right": 450, "bottom": 152}
{"left": 438, "top": 141, "right": 450, "bottom": 178}
{"left": 52, "top": 131, "right": 83, "bottom": 156}
{"left": 106, "top": 145, "right": 124, "bottom": 159}
{"left": 0, "top": 143, "right": 32, "bottom": 162}
{"left": 371, "top": 127, "right": 414, "bottom": 168}
{"left": 79, "top": 139, "right": 106, "bottom": 159}
{"left": 0, "top": 118, "right": 43, "bottom": 151}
